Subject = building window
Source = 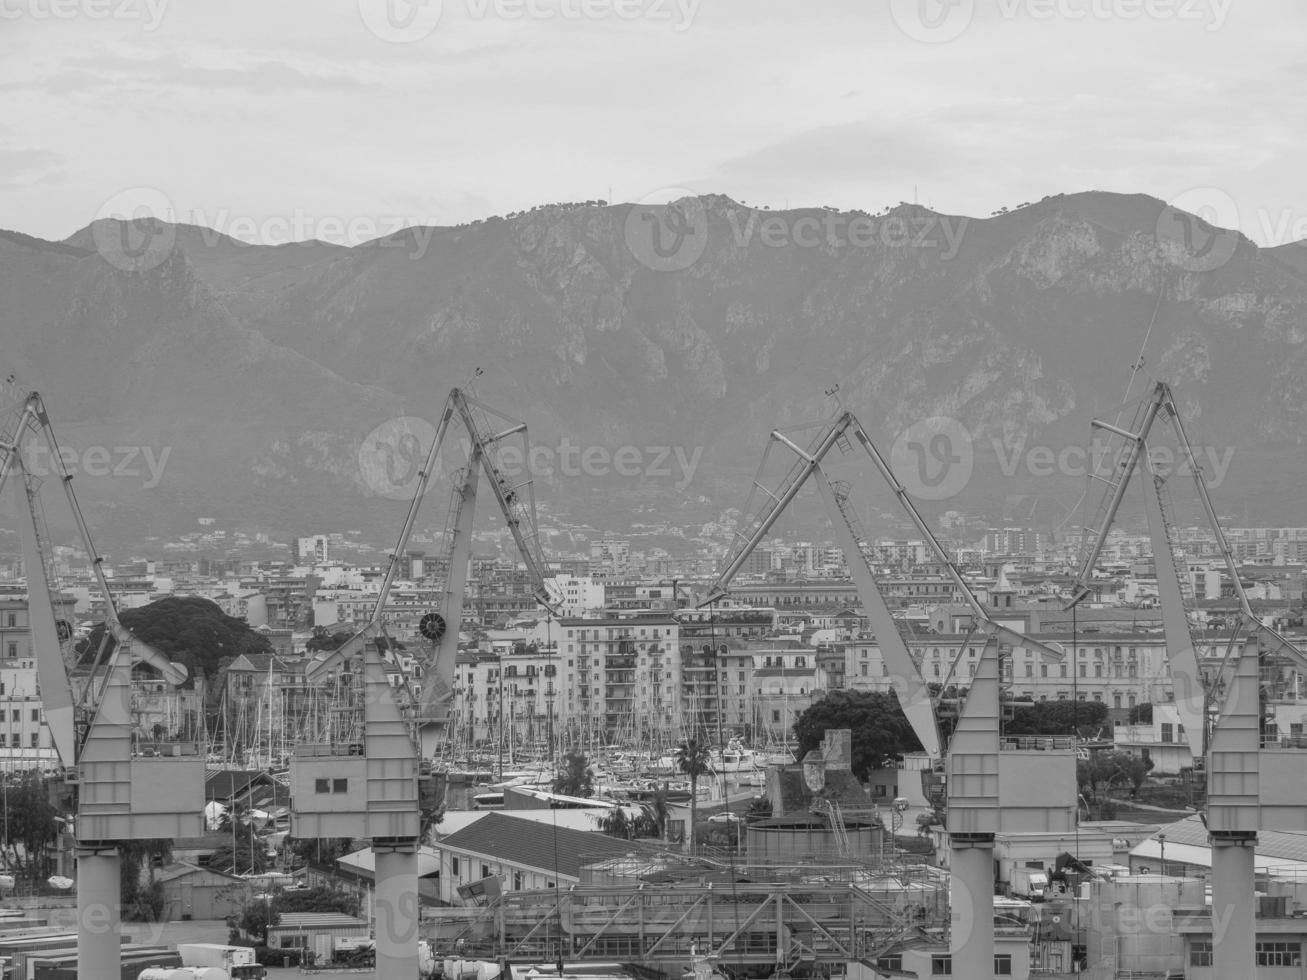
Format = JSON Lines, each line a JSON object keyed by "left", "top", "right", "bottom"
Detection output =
{"left": 994, "top": 954, "right": 1012, "bottom": 975}
{"left": 6, "top": 614, "right": 13, "bottom": 627}
{"left": 877, "top": 955, "right": 902, "bottom": 971}
{"left": 482, "top": 865, "right": 491, "bottom": 879}
{"left": 931, "top": 955, "right": 952, "bottom": 975}
{"left": 1190, "top": 941, "right": 1213, "bottom": 967}
{"left": 513, "top": 872, "right": 522, "bottom": 889}
{"left": 30, "top": 709, "right": 38, "bottom": 722}
{"left": 1161, "top": 723, "right": 1174, "bottom": 744}
{"left": 1256, "top": 941, "right": 1301, "bottom": 966}
{"left": 315, "top": 779, "right": 330, "bottom": 793}
{"left": 5, "top": 644, "right": 14, "bottom": 659}
{"left": 451, "top": 857, "right": 460, "bottom": 876}
{"left": 29, "top": 733, "right": 37, "bottom": 748}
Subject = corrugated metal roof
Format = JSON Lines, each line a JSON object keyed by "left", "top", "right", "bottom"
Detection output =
{"left": 437, "top": 812, "right": 661, "bottom": 879}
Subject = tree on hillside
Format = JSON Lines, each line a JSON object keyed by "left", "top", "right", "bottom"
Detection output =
{"left": 78, "top": 596, "right": 273, "bottom": 700}
{"left": 674, "top": 736, "right": 712, "bottom": 850}
{"left": 552, "top": 751, "right": 594, "bottom": 798}
{"left": 792, "top": 690, "right": 923, "bottom": 780}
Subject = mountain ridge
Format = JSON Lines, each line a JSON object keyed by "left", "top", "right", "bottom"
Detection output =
{"left": 5, "top": 190, "right": 1307, "bottom": 553}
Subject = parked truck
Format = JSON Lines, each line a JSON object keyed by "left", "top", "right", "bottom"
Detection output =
{"left": 1010, "top": 865, "right": 1050, "bottom": 901}
{"left": 175, "top": 944, "right": 266, "bottom": 980}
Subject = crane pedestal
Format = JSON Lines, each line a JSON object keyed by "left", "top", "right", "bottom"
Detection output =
{"left": 1211, "top": 831, "right": 1256, "bottom": 975}
{"left": 76, "top": 841, "right": 121, "bottom": 980}
{"left": 374, "top": 839, "right": 420, "bottom": 976}
{"left": 949, "top": 833, "right": 995, "bottom": 980}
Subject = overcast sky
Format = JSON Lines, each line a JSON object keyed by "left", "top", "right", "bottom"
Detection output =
{"left": 3, "top": 0, "right": 1304, "bottom": 247}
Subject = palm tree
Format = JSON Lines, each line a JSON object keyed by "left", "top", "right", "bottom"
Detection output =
{"left": 552, "top": 751, "right": 593, "bottom": 797}
{"left": 674, "top": 736, "right": 711, "bottom": 851}
{"left": 641, "top": 782, "right": 672, "bottom": 841}
{"left": 597, "top": 808, "right": 634, "bottom": 840}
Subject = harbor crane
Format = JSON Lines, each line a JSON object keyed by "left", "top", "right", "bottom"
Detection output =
{"left": 293, "top": 385, "right": 559, "bottom": 977}
{"left": 700, "top": 408, "right": 1076, "bottom": 980}
{"left": 0, "top": 392, "right": 202, "bottom": 980}
{"left": 1066, "top": 379, "right": 1307, "bottom": 976}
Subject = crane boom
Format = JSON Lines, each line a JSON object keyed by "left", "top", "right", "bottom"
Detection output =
{"left": 0, "top": 392, "right": 186, "bottom": 686}
{"left": 1068, "top": 379, "right": 1307, "bottom": 743}
{"left": 701, "top": 407, "right": 1061, "bottom": 760}
{"left": 303, "top": 396, "right": 457, "bottom": 684}
{"left": 12, "top": 458, "right": 77, "bottom": 766}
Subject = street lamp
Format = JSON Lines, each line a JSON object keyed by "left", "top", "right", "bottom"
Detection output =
{"left": 1157, "top": 833, "right": 1166, "bottom": 876}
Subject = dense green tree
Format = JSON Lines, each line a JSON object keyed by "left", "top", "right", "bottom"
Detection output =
{"left": 597, "top": 808, "right": 635, "bottom": 840}
{"left": 0, "top": 775, "right": 60, "bottom": 886}
{"left": 305, "top": 630, "right": 355, "bottom": 653}
{"left": 79, "top": 597, "right": 273, "bottom": 720}
{"left": 792, "top": 690, "right": 923, "bottom": 780}
{"left": 674, "top": 736, "right": 712, "bottom": 850}
{"left": 119, "top": 838, "right": 173, "bottom": 921}
{"left": 286, "top": 837, "right": 356, "bottom": 867}
{"left": 1006, "top": 699, "right": 1110, "bottom": 737}
{"left": 1078, "top": 750, "right": 1153, "bottom": 802}
{"left": 276, "top": 886, "right": 359, "bottom": 916}
{"left": 552, "top": 751, "right": 594, "bottom": 797}
{"left": 1128, "top": 703, "right": 1153, "bottom": 725}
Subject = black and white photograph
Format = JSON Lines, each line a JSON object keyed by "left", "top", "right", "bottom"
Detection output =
{"left": 3, "top": 1, "right": 1307, "bottom": 977}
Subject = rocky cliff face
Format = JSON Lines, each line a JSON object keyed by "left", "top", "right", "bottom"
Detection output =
{"left": 3, "top": 189, "right": 1307, "bottom": 550}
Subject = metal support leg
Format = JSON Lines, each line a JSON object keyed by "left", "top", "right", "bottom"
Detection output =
{"left": 77, "top": 841, "right": 121, "bottom": 980}
{"left": 949, "top": 833, "right": 995, "bottom": 980}
{"left": 1211, "top": 832, "right": 1257, "bottom": 977}
{"left": 374, "top": 837, "right": 420, "bottom": 977}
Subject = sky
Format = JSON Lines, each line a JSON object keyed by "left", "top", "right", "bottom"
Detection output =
{"left": 2, "top": 0, "right": 1305, "bottom": 247}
